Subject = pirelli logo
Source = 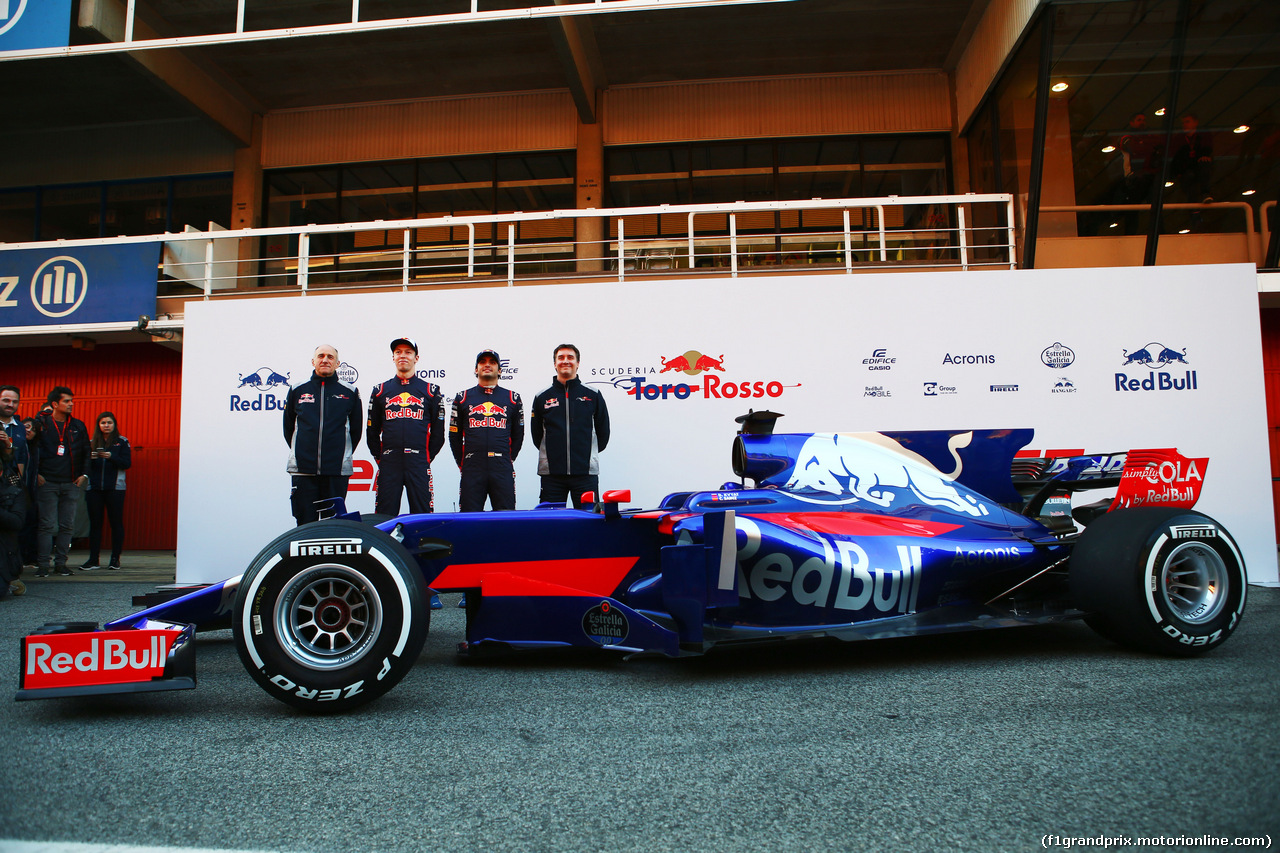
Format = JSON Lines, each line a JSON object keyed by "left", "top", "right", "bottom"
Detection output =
{"left": 1171, "top": 524, "right": 1217, "bottom": 540}
{"left": 290, "top": 537, "right": 364, "bottom": 557}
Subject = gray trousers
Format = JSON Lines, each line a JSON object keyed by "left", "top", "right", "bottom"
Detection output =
{"left": 36, "top": 481, "right": 79, "bottom": 569}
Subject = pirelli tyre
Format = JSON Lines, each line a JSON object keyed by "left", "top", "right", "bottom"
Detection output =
{"left": 233, "top": 519, "right": 430, "bottom": 711}
{"left": 1070, "top": 508, "right": 1246, "bottom": 656}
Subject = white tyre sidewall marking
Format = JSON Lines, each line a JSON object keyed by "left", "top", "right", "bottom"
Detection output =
{"left": 368, "top": 546, "right": 413, "bottom": 658}
{"left": 241, "top": 554, "right": 282, "bottom": 670}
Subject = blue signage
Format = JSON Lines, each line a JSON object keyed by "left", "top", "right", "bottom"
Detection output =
{"left": 0, "top": 0, "right": 72, "bottom": 51}
{"left": 0, "top": 243, "right": 159, "bottom": 327}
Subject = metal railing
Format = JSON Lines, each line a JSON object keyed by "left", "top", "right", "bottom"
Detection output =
{"left": 1038, "top": 201, "right": 1268, "bottom": 266}
{"left": 0, "top": 194, "right": 1018, "bottom": 300}
{"left": 0, "top": 0, "right": 797, "bottom": 62}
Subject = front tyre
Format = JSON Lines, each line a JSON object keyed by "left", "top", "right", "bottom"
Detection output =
{"left": 233, "top": 519, "right": 429, "bottom": 711}
{"left": 1070, "top": 508, "right": 1246, "bottom": 656}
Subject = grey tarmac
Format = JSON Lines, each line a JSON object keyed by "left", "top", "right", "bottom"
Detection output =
{"left": 2, "top": 577, "right": 1277, "bottom": 853}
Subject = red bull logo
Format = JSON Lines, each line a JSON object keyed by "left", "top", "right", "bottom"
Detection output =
{"left": 468, "top": 401, "right": 504, "bottom": 417}
{"left": 385, "top": 391, "right": 425, "bottom": 421}
{"left": 389, "top": 392, "right": 425, "bottom": 408}
{"left": 659, "top": 350, "right": 727, "bottom": 375}
{"left": 468, "top": 400, "right": 508, "bottom": 429}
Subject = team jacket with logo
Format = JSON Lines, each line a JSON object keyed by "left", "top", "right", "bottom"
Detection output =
{"left": 530, "top": 376, "right": 610, "bottom": 476}
{"left": 284, "top": 372, "right": 363, "bottom": 476}
{"left": 449, "top": 385, "right": 524, "bottom": 465}
{"left": 366, "top": 375, "right": 445, "bottom": 462}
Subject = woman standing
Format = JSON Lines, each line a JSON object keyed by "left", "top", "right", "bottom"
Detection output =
{"left": 82, "top": 411, "right": 131, "bottom": 571}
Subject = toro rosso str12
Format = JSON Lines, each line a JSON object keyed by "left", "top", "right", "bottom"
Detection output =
{"left": 16, "top": 414, "right": 1247, "bottom": 712}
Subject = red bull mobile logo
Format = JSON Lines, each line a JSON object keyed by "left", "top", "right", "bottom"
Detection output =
{"left": 606, "top": 351, "right": 800, "bottom": 401}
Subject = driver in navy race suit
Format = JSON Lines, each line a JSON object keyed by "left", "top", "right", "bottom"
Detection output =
{"left": 366, "top": 337, "right": 445, "bottom": 516}
{"left": 449, "top": 349, "right": 524, "bottom": 511}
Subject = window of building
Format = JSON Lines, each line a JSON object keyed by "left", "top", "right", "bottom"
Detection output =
{"left": 0, "top": 175, "right": 232, "bottom": 243}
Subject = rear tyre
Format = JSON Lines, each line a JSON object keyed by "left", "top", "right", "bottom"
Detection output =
{"left": 233, "top": 519, "right": 429, "bottom": 711}
{"left": 1070, "top": 508, "right": 1246, "bottom": 656}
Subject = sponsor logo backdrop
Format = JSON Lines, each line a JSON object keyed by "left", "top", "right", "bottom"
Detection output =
{"left": 178, "top": 263, "right": 1276, "bottom": 585}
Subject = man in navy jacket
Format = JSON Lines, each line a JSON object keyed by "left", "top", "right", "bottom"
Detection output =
{"left": 283, "top": 344, "right": 363, "bottom": 526}
{"left": 530, "top": 343, "right": 610, "bottom": 509}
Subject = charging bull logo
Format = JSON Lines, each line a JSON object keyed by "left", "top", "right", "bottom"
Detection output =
{"left": 660, "top": 350, "right": 726, "bottom": 375}
{"left": 1122, "top": 342, "right": 1189, "bottom": 368}
{"left": 784, "top": 433, "right": 989, "bottom": 517}
{"left": 237, "top": 367, "right": 291, "bottom": 389}
{"left": 468, "top": 400, "right": 508, "bottom": 429}
{"left": 1117, "top": 342, "right": 1197, "bottom": 392}
{"left": 384, "top": 392, "right": 425, "bottom": 421}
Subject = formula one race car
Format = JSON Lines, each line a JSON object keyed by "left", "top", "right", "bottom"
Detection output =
{"left": 17, "top": 414, "right": 1247, "bottom": 712}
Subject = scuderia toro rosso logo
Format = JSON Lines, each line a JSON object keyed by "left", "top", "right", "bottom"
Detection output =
{"left": 589, "top": 350, "right": 801, "bottom": 402}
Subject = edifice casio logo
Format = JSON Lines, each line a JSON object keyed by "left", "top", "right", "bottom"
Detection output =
{"left": 0, "top": 0, "right": 28, "bottom": 37}
{"left": 589, "top": 350, "right": 800, "bottom": 401}
{"left": 1116, "top": 341, "right": 1198, "bottom": 392}
{"left": 862, "top": 349, "right": 896, "bottom": 371}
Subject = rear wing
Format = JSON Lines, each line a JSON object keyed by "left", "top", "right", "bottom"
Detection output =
{"left": 1013, "top": 447, "right": 1207, "bottom": 525}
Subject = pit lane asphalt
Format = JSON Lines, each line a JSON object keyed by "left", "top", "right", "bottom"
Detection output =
{"left": 2, "top": 577, "right": 1277, "bottom": 853}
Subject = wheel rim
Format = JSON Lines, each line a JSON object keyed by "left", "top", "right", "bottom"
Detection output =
{"left": 1160, "top": 541, "right": 1228, "bottom": 625}
{"left": 276, "top": 564, "right": 384, "bottom": 670}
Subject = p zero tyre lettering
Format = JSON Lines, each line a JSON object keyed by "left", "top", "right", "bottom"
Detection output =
{"left": 233, "top": 519, "right": 430, "bottom": 712}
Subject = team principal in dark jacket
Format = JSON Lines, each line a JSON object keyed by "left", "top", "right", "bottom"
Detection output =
{"left": 450, "top": 349, "right": 523, "bottom": 511}
{"left": 366, "top": 337, "right": 445, "bottom": 515}
{"left": 530, "top": 343, "right": 609, "bottom": 509}
{"left": 283, "top": 344, "right": 363, "bottom": 526}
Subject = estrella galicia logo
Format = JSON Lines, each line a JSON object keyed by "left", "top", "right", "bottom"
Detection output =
{"left": 30, "top": 256, "right": 88, "bottom": 318}
{"left": 236, "top": 367, "right": 291, "bottom": 390}
{"left": 582, "top": 600, "right": 628, "bottom": 646}
{"left": 1041, "top": 342, "right": 1075, "bottom": 369}
{"left": 923, "top": 382, "right": 957, "bottom": 396}
{"left": 337, "top": 362, "right": 359, "bottom": 384}
{"left": 0, "top": 0, "right": 28, "bottom": 37}
{"left": 862, "top": 348, "right": 896, "bottom": 371}
{"left": 1121, "top": 342, "right": 1189, "bottom": 369}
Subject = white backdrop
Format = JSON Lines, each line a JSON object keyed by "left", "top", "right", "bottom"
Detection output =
{"left": 177, "top": 263, "right": 1277, "bottom": 585}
